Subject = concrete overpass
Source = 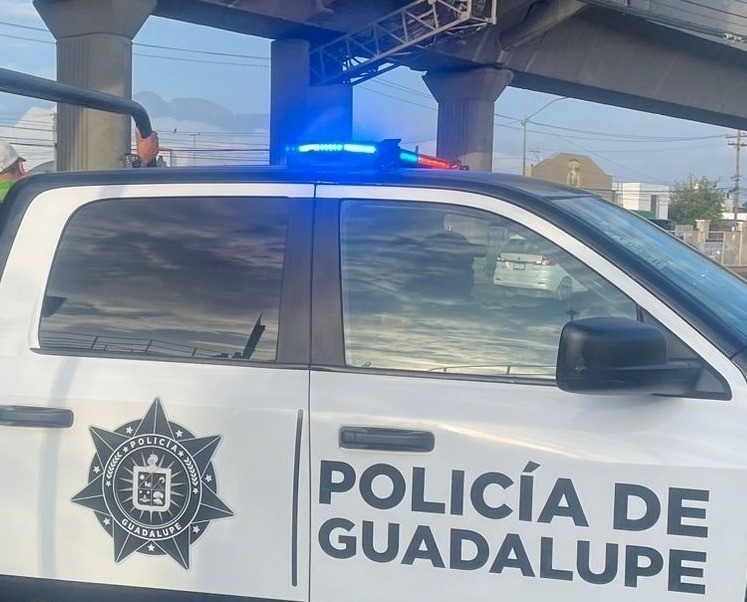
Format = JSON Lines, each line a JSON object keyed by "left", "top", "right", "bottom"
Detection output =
{"left": 31, "top": 0, "right": 747, "bottom": 171}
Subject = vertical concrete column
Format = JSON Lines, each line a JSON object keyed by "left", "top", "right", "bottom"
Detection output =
{"left": 270, "top": 39, "right": 352, "bottom": 165}
{"left": 423, "top": 68, "right": 514, "bottom": 171}
{"left": 271, "top": 40, "right": 310, "bottom": 165}
{"left": 34, "top": 0, "right": 156, "bottom": 171}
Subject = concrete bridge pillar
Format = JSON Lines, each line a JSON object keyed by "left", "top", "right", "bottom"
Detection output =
{"left": 424, "top": 68, "right": 514, "bottom": 171}
{"left": 270, "top": 39, "right": 352, "bottom": 165}
{"left": 34, "top": 0, "right": 156, "bottom": 171}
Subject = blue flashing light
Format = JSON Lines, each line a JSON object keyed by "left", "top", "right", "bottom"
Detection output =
{"left": 296, "top": 143, "right": 344, "bottom": 153}
{"left": 287, "top": 139, "right": 463, "bottom": 170}
{"left": 399, "top": 150, "right": 419, "bottom": 164}
{"left": 343, "top": 143, "right": 377, "bottom": 154}
{"left": 294, "top": 142, "right": 377, "bottom": 155}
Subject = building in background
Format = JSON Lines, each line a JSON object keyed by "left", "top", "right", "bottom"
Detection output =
{"left": 529, "top": 153, "right": 614, "bottom": 202}
{"left": 0, "top": 107, "right": 56, "bottom": 173}
{"left": 614, "top": 182, "right": 670, "bottom": 219}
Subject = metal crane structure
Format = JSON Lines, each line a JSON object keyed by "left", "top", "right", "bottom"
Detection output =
{"left": 308, "top": 0, "right": 497, "bottom": 85}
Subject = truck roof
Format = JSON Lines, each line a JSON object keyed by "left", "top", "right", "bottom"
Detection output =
{"left": 6, "top": 165, "right": 589, "bottom": 202}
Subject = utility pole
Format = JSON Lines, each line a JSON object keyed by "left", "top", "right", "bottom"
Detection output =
{"left": 191, "top": 133, "right": 198, "bottom": 166}
{"left": 728, "top": 130, "right": 747, "bottom": 229}
{"left": 520, "top": 97, "right": 567, "bottom": 177}
{"left": 52, "top": 110, "right": 57, "bottom": 171}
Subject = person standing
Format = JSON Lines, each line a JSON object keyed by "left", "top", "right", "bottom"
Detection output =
{"left": 0, "top": 141, "right": 26, "bottom": 201}
{"left": 0, "top": 128, "right": 160, "bottom": 203}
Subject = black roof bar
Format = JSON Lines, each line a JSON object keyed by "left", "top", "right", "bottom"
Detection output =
{"left": 0, "top": 67, "right": 153, "bottom": 137}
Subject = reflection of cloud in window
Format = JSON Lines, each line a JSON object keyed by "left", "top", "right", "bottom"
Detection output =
{"left": 344, "top": 308, "right": 562, "bottom": 375}
{"left": 41, "top": 198, "right": 289, "bottom": 361}
{"left": 341, "top": 200, "right": 636, "bottom": 376}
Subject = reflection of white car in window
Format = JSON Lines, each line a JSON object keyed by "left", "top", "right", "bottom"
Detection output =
{"left": 492, "top": 235, "right": 584, "bottom": 300}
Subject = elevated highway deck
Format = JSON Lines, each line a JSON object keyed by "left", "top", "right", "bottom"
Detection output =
{"left": 31, "top": 0, "right": 747, "bottom": 169}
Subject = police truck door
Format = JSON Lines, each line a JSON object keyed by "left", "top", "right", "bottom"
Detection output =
{"left": 0, "top": 182, "right": 312, "bottom": 601}
{"left": 309, "top": 185, "right": 747, "bottom": 602}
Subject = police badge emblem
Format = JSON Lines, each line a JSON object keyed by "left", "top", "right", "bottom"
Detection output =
{"left": 133, "top": 453, "right": 172, "bottom": 511}
{"left": 72, "top": 398, "right": 234, "bottom": 568}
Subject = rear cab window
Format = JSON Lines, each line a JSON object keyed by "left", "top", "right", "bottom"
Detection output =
{"left": 40, "top": 196, "right": 291, "bottom": 363}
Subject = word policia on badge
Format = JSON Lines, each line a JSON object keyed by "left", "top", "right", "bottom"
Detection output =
{"left": 318, "top": 461, "right": 709, "bottom": 596}
{"left": 72, "top": 398, "right": 234, "bottom": 569}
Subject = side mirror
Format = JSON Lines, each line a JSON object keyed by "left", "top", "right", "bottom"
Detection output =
{"left": 556, "top": 317, "right": 701, "bottom": 395}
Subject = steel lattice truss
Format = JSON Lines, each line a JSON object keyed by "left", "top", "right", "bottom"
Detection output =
{"left": 309, "top": 0, "right": 498, "bottom": 85}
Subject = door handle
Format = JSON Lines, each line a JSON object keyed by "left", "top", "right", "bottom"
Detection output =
{"left": 339, "top": 427, "right": 434, "bottom": 452}
{"left": 0, "top": 405, "right": 74, "bottom": 428}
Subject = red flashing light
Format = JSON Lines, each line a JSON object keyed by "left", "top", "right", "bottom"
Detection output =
{"left": 417, "top": 154, "right": 461, "bottom": 170}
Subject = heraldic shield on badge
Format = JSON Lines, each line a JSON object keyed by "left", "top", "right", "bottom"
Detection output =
{"left": 72, "top": 398, "right": 234, "bottom": 569}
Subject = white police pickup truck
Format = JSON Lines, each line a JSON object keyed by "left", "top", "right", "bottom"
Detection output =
{"left": 1, "top": 73, "right": 747, "bottom": 602}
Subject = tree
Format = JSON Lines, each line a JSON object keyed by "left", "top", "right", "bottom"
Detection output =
{"left": 668, "top": 175, "right": 726, "bottom": 226}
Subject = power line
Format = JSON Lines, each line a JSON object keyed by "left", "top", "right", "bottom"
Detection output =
{"left": 530, "top": 124, "right": 669, "bottom": 184}
{"left": 525, "top": 127, "right": 726, "bottom": 144}
{"left": 369, "top": 77, "right": 725, "bottom": 143}
{"left": 161, "top": 73, "right": 731, "bottom": 171}
{"left": 0, "top": 30, "right": 270, "bottom": 68}
{"left": 133, "top": 52, "right": 269, "bottom": 68}
{"left": 0, "top": 31, "right": 53, "bottom": 45}
{"left": 0, "top": 20, "right": 47, "bottom": 32}
{"left": 167, "top": 131, "right": 268, "bottom": 137}
{"left": 167, "top": 148, "right": 268, "bottom": 152}
{"left": 529, "top": 143, "right": 725, "bottom": 154}
{"left": 528, "top": 120, "right": 726, "bottom": 142}
{"left": 366, "top": 78, "right": 434, "bottom": 100}
{"left": 358, "top": 85, "right": 437, "bottom": 111}
{"left": 0, "top": 20, "right": 271, "bottom": 61}
{"left": 135, "top": 42, "right": 268, "bottom": 61}
{"left": 0, "top": 122, "right": 53, "bottom": 133}
{"left": 0, "top": 136, "right": 53, "bottom": 148}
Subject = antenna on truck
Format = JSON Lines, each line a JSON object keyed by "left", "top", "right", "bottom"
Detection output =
{"left": 0, "top": 67, "right": 153, "bottom": 137}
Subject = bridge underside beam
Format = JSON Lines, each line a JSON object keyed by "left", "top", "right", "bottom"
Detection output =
{"left": 153, "top": 0, "right": 405, "bottom": 44}
{"left": 499, "top": 7, "right": 747, "bottom": 130}
{"left": 153, "top": 0, "right": 334, "bottom": 41}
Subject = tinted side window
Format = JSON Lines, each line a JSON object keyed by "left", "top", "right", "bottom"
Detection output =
{"left": 41, "top": 197, "right": 290, "bottom": 363}
{"left": 340, "top": 200, "right": 638, "bottom": 378}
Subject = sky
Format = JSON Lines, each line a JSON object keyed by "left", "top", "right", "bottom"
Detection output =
{"left": 0, "top": 0, "right": 741, "bottom": 187}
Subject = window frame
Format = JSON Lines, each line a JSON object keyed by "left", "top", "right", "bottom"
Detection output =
{"left": 30, "top": 184, "right": 313, "bottom": 368}
{"left": 312, "top": 184, "right": 738, "bottom": 396}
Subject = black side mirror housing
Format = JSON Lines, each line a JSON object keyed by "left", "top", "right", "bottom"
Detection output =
{"left": 556, "top": 317, "right": 701, "bottom": 395}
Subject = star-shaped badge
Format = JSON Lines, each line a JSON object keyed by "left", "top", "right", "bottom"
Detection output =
{"left": 72, "top": 398, "right": 234, "bottom": 569}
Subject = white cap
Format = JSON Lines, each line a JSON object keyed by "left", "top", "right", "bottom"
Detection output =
{"left": 0, "top": 141, "right": 23, "bottom": 173}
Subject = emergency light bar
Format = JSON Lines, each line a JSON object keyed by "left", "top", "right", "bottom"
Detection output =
{"left": 286, "top": 139, "right": 463, "bottom": 170}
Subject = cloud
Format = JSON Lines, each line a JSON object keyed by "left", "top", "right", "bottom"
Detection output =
{"left": 135, "top": 91, "right": 267, "bottom": 132}
{"left": 0, "top": 0, "right": 44, "bottom": 20}
{"left": 42, "top": 198, "right": 290, "bottom": 361}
